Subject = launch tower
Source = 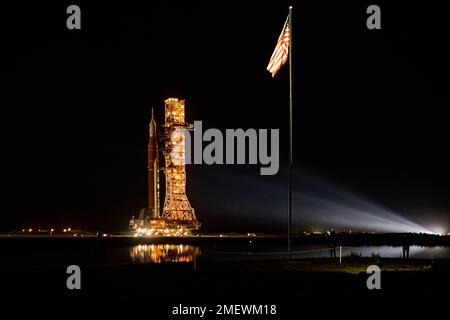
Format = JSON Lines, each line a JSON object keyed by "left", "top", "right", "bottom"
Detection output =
{"left": 162, "top": 98, "right": 198, "bottom": 227}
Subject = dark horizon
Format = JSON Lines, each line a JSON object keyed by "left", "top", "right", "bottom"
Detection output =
{"left": 3, "top": 1, "right": 449, "bottom": 233}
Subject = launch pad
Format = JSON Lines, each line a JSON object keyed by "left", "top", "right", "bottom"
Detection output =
{"left": 130, "top": 98, "right": 200, "bottom": 236}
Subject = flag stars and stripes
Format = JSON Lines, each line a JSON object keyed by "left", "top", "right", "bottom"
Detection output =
{"left": 266, "top": 17, "right": 291, "bottom": 77}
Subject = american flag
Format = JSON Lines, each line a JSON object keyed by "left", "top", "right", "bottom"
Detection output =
{"left": 266, "top": 17, "right": 290, "bottom": 77}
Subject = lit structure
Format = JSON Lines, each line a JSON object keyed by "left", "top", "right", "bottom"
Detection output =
{"left": 162, "top": 98, "right": 198, "bottom": 226}
{"left": 129, "top": 98, "right": 200, "bottom": 236}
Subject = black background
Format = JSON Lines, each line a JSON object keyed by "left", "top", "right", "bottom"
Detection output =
{"left": 3, "top": 1, "right": 449, "bottom": 232}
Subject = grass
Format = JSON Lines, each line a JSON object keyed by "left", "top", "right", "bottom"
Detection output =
{"left": 283, "top": 257, "right": 433, "bottom": 274}
{"left": 194, "top": 257, "right": 439, "bottom": 273}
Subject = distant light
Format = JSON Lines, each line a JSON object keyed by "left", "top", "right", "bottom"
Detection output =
{"left": 51, "top": 228, "right": 54, "bottom": 232}
{"left": 63, "top": 229, "right": 67, "bottom": 232}
{"left": 22, "top": 229, "right": 25, "bottom": 232}
{"left": 429, "top": 227, "right": 446, "bottom": 235}
{"left": 28, "top": 229, "right": 32, "bottom": 232}
{"left": 68, "top": 227, "right": 71, "bottom": 231}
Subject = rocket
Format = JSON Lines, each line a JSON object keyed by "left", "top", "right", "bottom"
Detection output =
{"left": 148, "top": 108, "right": 160, "bottom": 218}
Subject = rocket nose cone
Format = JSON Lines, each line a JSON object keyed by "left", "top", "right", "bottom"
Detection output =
{"left": 150, "top": 108, "right": 157, "bottom": 137}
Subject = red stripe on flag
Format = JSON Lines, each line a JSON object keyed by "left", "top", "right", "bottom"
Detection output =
{"left": 267, "top": 18, "right": 290, "bottom": 77}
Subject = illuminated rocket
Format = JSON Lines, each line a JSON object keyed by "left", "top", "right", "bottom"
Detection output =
{"left": 148, "top": 108, "right": 160, "bottom": 218}
{"left": 130, "top": 99, "right": 200, "bottom": 235}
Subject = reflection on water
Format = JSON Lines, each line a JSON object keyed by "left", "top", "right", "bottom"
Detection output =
{"left": 129, "top": 244, "right": 201, "bottom": 263}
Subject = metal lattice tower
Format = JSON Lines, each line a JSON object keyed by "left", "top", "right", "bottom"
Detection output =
{"left": 162, "top": 98, "right": 198, "bottom": 226}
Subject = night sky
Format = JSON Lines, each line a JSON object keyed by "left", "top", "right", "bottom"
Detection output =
{"left": 3, "top": 1, "right": 449, "bottom": 233}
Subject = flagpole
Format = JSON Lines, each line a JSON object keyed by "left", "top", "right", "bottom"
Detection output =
{"left": 287, "top": 6, "right": 293, "bottom": 262}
